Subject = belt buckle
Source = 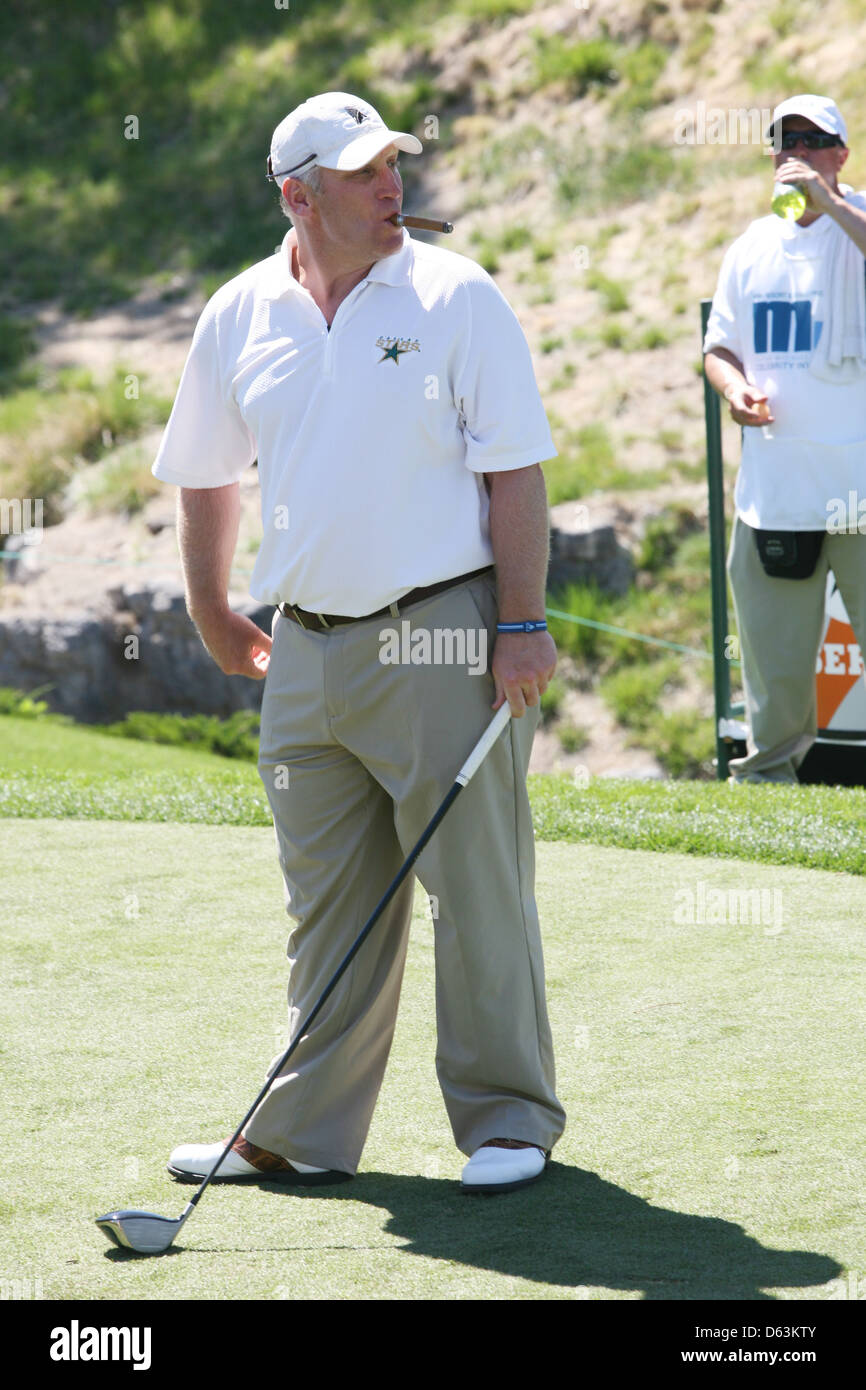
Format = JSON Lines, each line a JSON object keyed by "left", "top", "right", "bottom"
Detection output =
{"left": 283, "top": 603, "right": 309, "bottom": 631}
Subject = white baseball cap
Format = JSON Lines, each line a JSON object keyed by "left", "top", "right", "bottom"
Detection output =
{"left": 766, "top": 94, "right": 848, "bottom": 144}
{"left": 267, "top": 91, "right": 423, "bottom": 184}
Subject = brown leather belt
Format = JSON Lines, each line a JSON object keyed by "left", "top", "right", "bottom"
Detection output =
{"left": 279, "top": 565, "right": 494, "bottom": 634}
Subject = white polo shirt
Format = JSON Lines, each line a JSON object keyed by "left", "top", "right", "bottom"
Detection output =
{"left": 152, "top": 228, "right": 556, "bottom": 614}
{"left": 703, "top": 192, "right": 866, "bottom": 530}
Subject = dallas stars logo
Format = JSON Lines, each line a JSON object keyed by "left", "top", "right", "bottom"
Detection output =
{"left": 376, "top": 335, "right": 421, "bottom": 364}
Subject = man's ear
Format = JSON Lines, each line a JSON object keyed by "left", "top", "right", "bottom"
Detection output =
{"left": 283, "top": 176, "right": 314, "bottom": 221}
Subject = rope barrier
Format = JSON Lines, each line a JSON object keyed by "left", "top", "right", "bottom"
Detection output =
{"left": 545, "top": 605, "right": 719, "bottom": 662}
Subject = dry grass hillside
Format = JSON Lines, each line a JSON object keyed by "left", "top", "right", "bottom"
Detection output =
{"left": 3, "top": 0, "right": 865, "bottom": 775}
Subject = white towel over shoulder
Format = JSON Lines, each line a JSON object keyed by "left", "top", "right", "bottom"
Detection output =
{"left": 809, "top": 184, "right": 866, "bottom": 383}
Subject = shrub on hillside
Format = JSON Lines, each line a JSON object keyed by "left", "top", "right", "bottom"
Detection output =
{"left": 102, "top": 710, "right": 260, "bottom": 760}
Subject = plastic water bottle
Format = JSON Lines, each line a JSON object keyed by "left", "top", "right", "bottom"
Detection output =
{"left": 772, "top": 181, "right": 807, "bottom": 220}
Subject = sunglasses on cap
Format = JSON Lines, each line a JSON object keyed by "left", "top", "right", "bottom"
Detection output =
{"left": 777, "top": 130, "right": 843, "bottom": 151}
{"left": 266, "top": 153, "right": 317, "bottom": 182}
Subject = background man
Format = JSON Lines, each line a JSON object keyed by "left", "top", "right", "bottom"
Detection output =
{"left": 704, "top": 94, "right": 866, "bottom": 783}
{"left": 150, "top": 92, "right": 567, "bottom": 1194}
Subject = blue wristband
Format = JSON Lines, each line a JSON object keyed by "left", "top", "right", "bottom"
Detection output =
{"left": 496, "top": 620, "right": 548, "bottom": 633}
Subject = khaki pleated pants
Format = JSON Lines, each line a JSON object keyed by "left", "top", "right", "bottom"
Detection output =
{"left": 728, "top": 516, "right": 866, "bottom": 781}
{"left": 246, "top": 568, "right": 567, "bottom": 1174}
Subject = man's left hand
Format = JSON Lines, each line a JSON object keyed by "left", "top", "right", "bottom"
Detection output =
{"left": 491, "top": 630, "right": 557, "bottom": 716}
{"left": 776, "top": 158, "right": 836, "bottom": 213}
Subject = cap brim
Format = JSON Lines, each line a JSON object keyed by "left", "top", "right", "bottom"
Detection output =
{"left": 766, "top": 101, "right": 843, "bottom": 140}
{"left": 321, "top": 130, "right": 423, "bottom": 171}
{"left": 767, "top": 116, "right": 836, "bottom": 138}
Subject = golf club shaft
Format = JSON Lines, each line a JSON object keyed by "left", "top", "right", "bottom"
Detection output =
{"left": 185, "top": 702, "right": 512, "bottom": 1212}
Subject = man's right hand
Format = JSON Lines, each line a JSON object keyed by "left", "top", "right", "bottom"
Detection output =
{"left": 724, "top": 382, "right": 775, "bottom": 427}
{"left": 190, "top": 605, "right": 273, "bottom": 679}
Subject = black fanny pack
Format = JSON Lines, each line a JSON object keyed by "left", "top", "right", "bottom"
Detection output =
{"left": 753, "top": 527, "right": 825, "bottom": 579}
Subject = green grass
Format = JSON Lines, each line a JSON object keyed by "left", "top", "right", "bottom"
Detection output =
{"left": 598, "top": 658, "right": 716, "bottom": 778}
{"left": 79, "top": 441, "right": 164, "bottom": 516}
{"left": 612, "top": 40, "right": 670, "bottom": 113}
{"left": 543, "top": 424, "right": 614, "bottom": 503}
{"left": 0, "top": 0, "right": 448, "bottom": 317}
{"left": 102, "top": 709, "right": 262, "bottom": 760}
{"left": 637, "top": 505, "right": 702, "bottom": 572}
{"left": 499, "top": 222, "right": 533, "bottom": 253}
{"left": 458, "top": 0, "right": 536, "bottom": 17}
{"left": 0, "top": 704, "right": 262, "bottom": 765}
{"left": 532, "top": 238, "right": 556, "bottom": 263}
{"left": 543, "top": 520, "right": 721, "bottom": 701}
{"left": 539, "top": 675, "right": 566, "bottom": 723}
{"left": 600, "top": 659, "right": 682, "bottom": 728}
{"left": 0, "top": 314, "right": 38, "bottom": 392}
{"left": 472, "top": 121, "right": 697, "bottom": 214}
{"left": 768, "top": 0, "right": 799, "bottom": 37}
{"left": 684, "top": 18, "right": 715, "bottom": 68}
{"left": 599, "top": 320, "right": 629, "bottom": 349}
{"left": 531, "top": 35, "right": 620, "bottom": 96}
{"left": 556, "top": 139, "right": 697, "bottom": 212}
{"left": 635, "top": 325, "right": 671, "bottom": 350}
{"left": 647, "top": 707, "right": 716, "bottom": 779}
{"left": 586, "top": 271, "right": 629, "bottom": 313}
{"left": 549, "top": 360, "right": 575, "bottom": 387}
{"left": 3, "top": 716, "right": 866, "bottom": 873}
{"left": 542, "top": 440, "right": 670, "bottom": 507}
{"left": 1, "top": 822, "right": 863, "bottom": 1297}
{"left": 0, "top": 366, "right": 171, "bottom": 529}
{"left": 556, "top": 721, "right": 589, "bottom": 753}
{"left": 742, "top": 53, "right": 810, "bottom": 95}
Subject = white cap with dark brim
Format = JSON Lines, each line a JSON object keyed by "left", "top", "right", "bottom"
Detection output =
{"left": 766, "top": 94, "right": 848, "bottom": 144}
{"left": 268, "top": 91, "right": 423, "bottom": 183}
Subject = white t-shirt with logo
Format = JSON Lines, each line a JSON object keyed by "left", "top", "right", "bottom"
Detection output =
{"left": 152, "top": 229, "right": 556, "bottom": 614}
{"left": 703, "top": 191, "right": 866, "bottom": 529}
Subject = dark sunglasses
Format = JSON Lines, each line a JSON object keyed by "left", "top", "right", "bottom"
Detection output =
{"left": 778, "top": 130, "right": 842, "bottom": 151}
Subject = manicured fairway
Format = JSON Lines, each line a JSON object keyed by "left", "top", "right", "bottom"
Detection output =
{"left": 1, "top": 820, "right": 863, "bottom": 1300}
{"left": 3, "top": 714, "right": 866, "bottom": 872}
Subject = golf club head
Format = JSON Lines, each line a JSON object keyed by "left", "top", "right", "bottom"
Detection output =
{"left": 95, "top": 1209, "right": 184, "bottom": 1255}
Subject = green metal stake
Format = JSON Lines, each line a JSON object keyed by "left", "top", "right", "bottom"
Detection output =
{"left": 701, "top": 299, "right": 733, "bottom": 780}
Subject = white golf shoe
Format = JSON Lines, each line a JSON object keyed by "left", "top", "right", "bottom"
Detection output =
{"left": 167, "top": 1138, "right": 346, "bottom": 1185}
{"left": 460, "top": 1138, "right": 549, "bottom": 1194}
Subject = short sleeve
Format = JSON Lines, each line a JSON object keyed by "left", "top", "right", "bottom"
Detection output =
{"left": 151, "top": 299, "right": 256, "bottom": 487}
{"left": 703, "top": 240, "right": 743, "bottom": 357}
{"left": 454, "top": 275, "right": 557, "bottom": 473}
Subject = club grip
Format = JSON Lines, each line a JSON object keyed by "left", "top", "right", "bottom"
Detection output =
{"left": 455, "top": 703, "right": 512, "bottom": 786}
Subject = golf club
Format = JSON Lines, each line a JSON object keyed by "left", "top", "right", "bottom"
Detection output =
{"left": 96, "top": 700, "right": 512, "bottom": 1254}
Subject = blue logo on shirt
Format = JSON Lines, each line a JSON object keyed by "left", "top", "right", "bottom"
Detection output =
{"left": 753, "top": 299, "right": 814, "bottom": 353}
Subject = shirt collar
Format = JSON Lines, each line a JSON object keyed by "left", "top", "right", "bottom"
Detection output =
{"left": 260, "top": 231, "right": 299, "bottom": 300}
{"left": 262, "top": 228, "right": 413, "bottom": 300}
{"left": 364, "top": 229, "right": 414, "bottom": 285}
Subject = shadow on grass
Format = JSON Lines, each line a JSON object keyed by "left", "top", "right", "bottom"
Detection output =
{"left": 123, "top": 1164, "right": 842, "bottom": 1299}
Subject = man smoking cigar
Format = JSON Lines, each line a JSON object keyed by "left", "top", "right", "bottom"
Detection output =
{"left": 151, "top": 91, "right": 566, "bottom": 1193}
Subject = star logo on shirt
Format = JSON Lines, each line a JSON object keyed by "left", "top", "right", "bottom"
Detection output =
{"left": 376, "top": 335, "right": 421, "bottom": 364}
{"left": 379, "top": 342, "right": 407, "bottom": 363}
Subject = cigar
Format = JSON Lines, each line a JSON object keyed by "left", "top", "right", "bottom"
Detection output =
{"left": 390, "top": 213, "right": 454, "bottom": 233}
